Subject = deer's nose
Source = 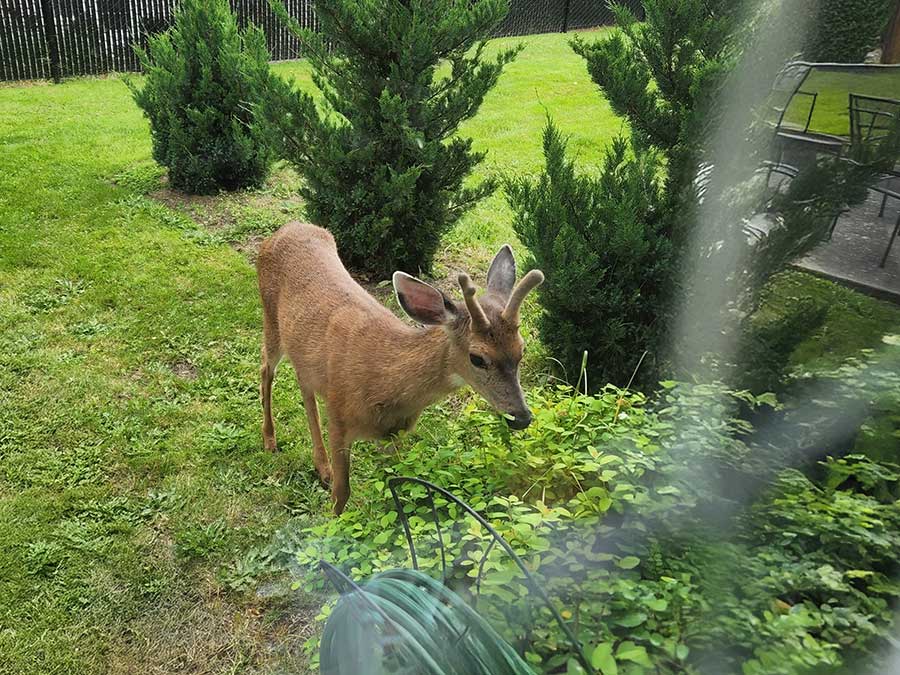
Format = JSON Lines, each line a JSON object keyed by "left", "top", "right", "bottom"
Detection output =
{"left": 506, "top": 410, "right": 532, "bottom": 430}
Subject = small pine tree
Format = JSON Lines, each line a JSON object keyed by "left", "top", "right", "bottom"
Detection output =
{"left": 571, "top": 0, "right": 741, "bottom": 249}
{"left": 506, "top": 123, "right": 672, "bottom": 390}
{"left": 504, "top": 0, "right": 739, "bottom": 390}
{"left": 255, "top": 0, "right": 519, "bottom": 278}
{"left": 129, "top": 0, "right": 272, "bottom": 195}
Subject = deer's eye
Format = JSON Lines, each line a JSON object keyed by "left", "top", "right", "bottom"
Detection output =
{"left": 469, "top": 354, "right": 488, "bottom": 369}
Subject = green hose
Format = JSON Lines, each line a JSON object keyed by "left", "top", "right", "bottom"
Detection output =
{"left": 320, "top": 568, "right": 538, "bottom": 675}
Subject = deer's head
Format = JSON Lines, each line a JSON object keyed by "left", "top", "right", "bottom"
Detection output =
{"left": 393, "top": 246, "right": 544, "bottom": 430}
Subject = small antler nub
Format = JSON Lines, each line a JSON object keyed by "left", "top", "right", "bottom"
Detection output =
{"left": 502, "top": 269, "right": 544, "bottom": 323}
{"left": 458, "top": 273, "right": 490, "bottom": 331}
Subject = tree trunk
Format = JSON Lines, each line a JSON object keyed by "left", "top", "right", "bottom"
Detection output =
{"left": 883, "top": 0, "right": 900, "bottom": 64}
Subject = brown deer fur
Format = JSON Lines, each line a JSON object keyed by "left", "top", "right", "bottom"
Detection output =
{"left": 257, "top": 221, "right": 543, "bottom": 514}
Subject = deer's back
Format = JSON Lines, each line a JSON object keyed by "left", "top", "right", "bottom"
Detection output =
{"left": 257, "top": 222, "right": 397, "bottom": 393}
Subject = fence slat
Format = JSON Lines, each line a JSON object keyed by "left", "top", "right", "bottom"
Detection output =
{"left": 2, "top": 0, "right": 22, "bottom": 79}
{"left": 18, "top": 0, "right": 37, "bottom": 78}
{"left": 7, "top": 0, "right": 29, "bottom": 79}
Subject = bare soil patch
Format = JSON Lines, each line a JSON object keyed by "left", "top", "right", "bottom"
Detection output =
{"left": 171, "top": 359, "right": 199, "bottom": 380}
{"left": 147, "top": 164, "right": 305, "bottom": 259}
{"left": 144, "top": 163, "right": 494, "bottom": 305}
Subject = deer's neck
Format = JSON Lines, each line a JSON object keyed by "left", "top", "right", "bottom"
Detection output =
{"left": 379, "top": 324, "right": 460, "bottom": 413}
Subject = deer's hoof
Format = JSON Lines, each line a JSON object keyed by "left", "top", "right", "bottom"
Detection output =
{"left": 332, "top": 497, "right": 348, "bottom": 516}
{"left": 263, "top": 438, "right": 278, "bottom": 452}
{"left": 316, "top": 467, "right": 332, "bottom": 487}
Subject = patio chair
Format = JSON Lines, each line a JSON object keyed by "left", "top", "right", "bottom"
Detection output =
{"left": 766, "top": 62, "right": 818, "bottom": 134}
{"left": 758, "top": 161, "right": 848, "bottom": 241}
{"left": 882, "top": 212, "right": 900, "bottom": 267}
{"left": 848, "top": 93, "right": 900, "bottom": 265}
{"left": 849, "top": 92, "right": 900, "bottom": 217}
{"left": 765, "top": 63, "right": 845, "bottom": 179}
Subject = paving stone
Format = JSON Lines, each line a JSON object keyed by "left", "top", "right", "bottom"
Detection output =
{"left": 795, "top": 190, "right": 900, "bottom": 304}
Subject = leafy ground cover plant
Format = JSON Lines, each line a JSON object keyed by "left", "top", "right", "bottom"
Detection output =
{"left": 286, "top": 342, "right": 900, "bottom": 674}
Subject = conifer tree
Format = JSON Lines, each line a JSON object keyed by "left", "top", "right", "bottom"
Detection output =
{"left": 256, "top": 0, "right": 519, "bottom": 277}
{"left": 130, "top": 0, "right": 272, "bottom": 194}
{"left": 509, "top": 0, "right": 899, "bottom": 391}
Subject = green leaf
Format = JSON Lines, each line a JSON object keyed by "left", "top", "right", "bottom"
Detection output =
{"left": 617, "top": 556, "right": 640, "bottom": 569}
{"left": 756, "top": 392, "right": 778, "bottom": 407}
{"left": 676, "top": 644, "right": 690, "bottom": 660}
{"left": 646, "top": 598, "right": 668, "bottom": 612}
{"left": 614, "top": 612, "right": 648, "bottom": 628}
{"left": 591, "top": 643, "right": 618, "bottom": 674}
{"left": 566, "top": 657, "right": 588, "bottom": 674}
{"left": 616, "top": 641, "right": 652, "bottom": 667}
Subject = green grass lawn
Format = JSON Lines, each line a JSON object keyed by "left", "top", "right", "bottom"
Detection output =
{"left": 1, "top": 30, "right": 899, "bottom": 675}
{"left": 784, "top": 66, "right": 900, "bottom": 136}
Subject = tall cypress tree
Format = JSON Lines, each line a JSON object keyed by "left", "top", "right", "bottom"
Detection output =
{"left": 255, "top": 0, "right": 519, "bottom": 278}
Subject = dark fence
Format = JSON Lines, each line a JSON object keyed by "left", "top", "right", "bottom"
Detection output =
{"left": 0, "top": 0, "right": 643, "bottom": 81}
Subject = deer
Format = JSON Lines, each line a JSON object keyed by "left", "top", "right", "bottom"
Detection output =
{"left": 256, "top": 221, "right": 544, "bottom": 514}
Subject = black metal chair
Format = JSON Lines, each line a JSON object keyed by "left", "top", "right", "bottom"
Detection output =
{"left": 767, "top": 62, "right": 818, "bottom": 134}
{"left": 758, "top": 161, "right": 849, "bottom": 241}
{"left": 765, "top": 63, "right": 845, "bottom": 182}
{"left": 765, "top": 61, "right": 846, "bottom": 186}
{"left": 848, "top": 93, "right": 900, "bottom": 266}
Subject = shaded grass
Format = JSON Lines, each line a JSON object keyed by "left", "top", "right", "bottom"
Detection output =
{"left": 762, "top": 270, "right": 900, "bottom": 368}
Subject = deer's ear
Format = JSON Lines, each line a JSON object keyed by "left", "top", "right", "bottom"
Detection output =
{"left": 487, "top": 244, "right": 516, "bottom": 297}
{"left": 393, "top": 272, "right": 456, "bottom": 325}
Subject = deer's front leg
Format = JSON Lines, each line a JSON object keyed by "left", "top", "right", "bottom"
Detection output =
{"left": 328, "top": 423, "right": 351, "bottom": 515}
{"left": 260, "top": 347, "right": 280, "bottom": 452}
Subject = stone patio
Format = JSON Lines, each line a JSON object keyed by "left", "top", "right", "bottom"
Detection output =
{"left": 794, "top": 185, "right": 900, "bottom": 304}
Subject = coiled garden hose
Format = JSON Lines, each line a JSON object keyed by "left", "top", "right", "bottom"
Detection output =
{"left": 320, "top": 568, "right": 537, "bottom": 675}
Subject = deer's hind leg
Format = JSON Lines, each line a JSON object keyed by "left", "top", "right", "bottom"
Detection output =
{"left": 299, "top": 385, "right": 331, "bottom": 486}
{"left": 260, "top": 325, "right": 282, "bottom": 452}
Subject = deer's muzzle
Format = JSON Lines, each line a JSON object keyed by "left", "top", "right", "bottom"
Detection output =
{"left": 505, "top": 409, "right": 533, "bottom": 430}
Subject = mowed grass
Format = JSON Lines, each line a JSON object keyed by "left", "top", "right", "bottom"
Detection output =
{"left": 784, "top": 66, "right": 900, "bottom": 136}
{"left": 1, "top": 29, "right": 899, "bottom": 675}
